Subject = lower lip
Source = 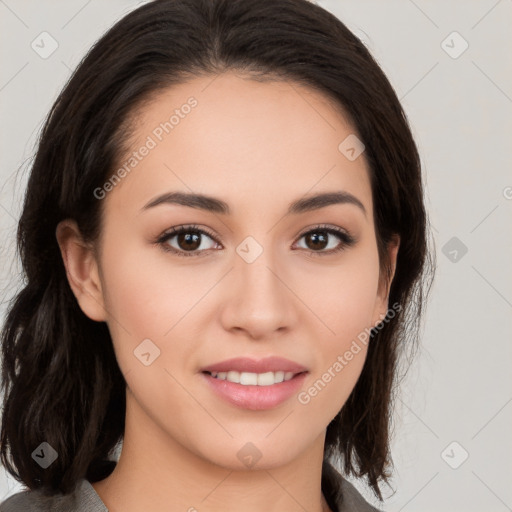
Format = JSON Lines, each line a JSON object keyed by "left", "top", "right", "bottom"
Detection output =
{"left": 201, "top": 371, "right": 308, "bottom": 410}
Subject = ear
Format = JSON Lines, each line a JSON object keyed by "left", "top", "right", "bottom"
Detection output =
{"left": 371, "top": 234, "right": 400, "bottom": 327}
{"left": 55, "top": 219, "right": 107, "bottom": 322}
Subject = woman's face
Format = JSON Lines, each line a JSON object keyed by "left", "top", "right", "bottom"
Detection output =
{"left": 62, "top": 71, "right": 397, "bottom": 470}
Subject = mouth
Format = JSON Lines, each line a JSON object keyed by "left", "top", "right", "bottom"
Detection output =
{"left": 200, "top": 362, "right": 309, "bottom": 410}
{"left": 199, "top": 356, "right": 309, "bottom": 409}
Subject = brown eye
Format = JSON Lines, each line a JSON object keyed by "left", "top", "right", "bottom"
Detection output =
{"left": 304, "top": 231, "right": 329, "bottom": 251}
{"left": 176, "top": 231, "right": 202, "bottom": 251}
{"left": 156, "top": 224, "right": 355, "bottom": 258}
{"left": 157, "top": 225, "right": 220, "bottom": 257}
{"left": 295, "top": 225, "right": 356, "bottom": 255}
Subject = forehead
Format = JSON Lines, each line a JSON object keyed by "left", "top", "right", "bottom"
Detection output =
{"left": 105, "top": 71, "right": 373, "bottom": 219}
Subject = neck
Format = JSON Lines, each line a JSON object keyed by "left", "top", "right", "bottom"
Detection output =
{"left": 92, "top": 388, "right": 332, "bottom": 512}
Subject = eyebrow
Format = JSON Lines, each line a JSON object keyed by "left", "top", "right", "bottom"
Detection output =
{"left": 141, "top": 190, "right": 367, "bottom": 217}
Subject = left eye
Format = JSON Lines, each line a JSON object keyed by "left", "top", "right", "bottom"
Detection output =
{"left": 292, "top": 226, "right": 356, "bottom": 256}
{"left": 296, "top": 231, "right": 338, "bottom": 251}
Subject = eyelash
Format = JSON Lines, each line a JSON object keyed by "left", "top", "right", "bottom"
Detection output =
{"left": 155, "top": 224, "right": 356, "bottom": 258}
{"left": 155, "top": 224, "right": 356, "bottom": 257}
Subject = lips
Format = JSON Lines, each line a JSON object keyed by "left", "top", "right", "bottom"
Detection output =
{"left": 201, "top": 370, "right": 308, "bottom": 410}
{"left": 200, "top": 356, "right": 308, "bottom": 375}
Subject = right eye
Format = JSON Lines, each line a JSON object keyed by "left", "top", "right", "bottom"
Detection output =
{"left": 156, "top": 224, "right": 221, "bottom": 257}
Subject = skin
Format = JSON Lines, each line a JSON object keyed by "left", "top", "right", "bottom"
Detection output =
{"left": 56, "top": 71, "right": 399, "bottom": 512}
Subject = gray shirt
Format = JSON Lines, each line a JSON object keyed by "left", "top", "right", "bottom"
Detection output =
{"left": 0, "top": 465, "right": 383, "bottom": 512}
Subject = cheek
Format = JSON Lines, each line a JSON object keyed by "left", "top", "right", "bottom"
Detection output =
{"left": 97, "top": 233, "right": 230, "bottom": 400}
{"left": 100, "top": 235, "right": 209, "bottom": 338}
{"left": 297, "top": 281, "right": 375, "bottom": 425}
{"left": 299, "top": 242, "right": 381, "bottom": 345}
{"left": 98, "top": 241, "right": 204, "bottom": 425}
{"left": 289, "top": 245, "right": 380, "bottom": 417}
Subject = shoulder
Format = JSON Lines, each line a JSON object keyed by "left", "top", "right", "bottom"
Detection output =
{"left": 338, "top": 478, "right": 384, "bottom": 512}
{"left": 0, "top": 479, "right": 107, "bottom": 512}
{"left": 0, "top": 488, "right": 73, "bottom": 512}
{"left": 322, "top": 460, "right": 384, "bottom": 512}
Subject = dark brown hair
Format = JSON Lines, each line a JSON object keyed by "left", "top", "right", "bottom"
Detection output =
{"left": 1, "top": 0, "right": 434, "bottom": 503}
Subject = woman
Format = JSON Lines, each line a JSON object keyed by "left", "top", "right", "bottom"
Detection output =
{"left": 0, "top": 0, "right": 434, "bottom": 511}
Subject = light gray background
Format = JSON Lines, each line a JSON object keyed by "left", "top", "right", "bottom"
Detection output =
{"left": 1, "top": 1, "right": 511, "bottom": 510}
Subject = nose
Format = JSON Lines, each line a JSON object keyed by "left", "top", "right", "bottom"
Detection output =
{"left": 219, "top": 243, "right": 298, "bottom": 340}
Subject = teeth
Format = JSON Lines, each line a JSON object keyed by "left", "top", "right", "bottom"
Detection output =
{"left": 209, "top": 370, "right": 297, "bottom": 386}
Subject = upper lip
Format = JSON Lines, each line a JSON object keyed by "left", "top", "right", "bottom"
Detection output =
{"left": 200, "top": 356, "right": 308, "bottom": 374}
